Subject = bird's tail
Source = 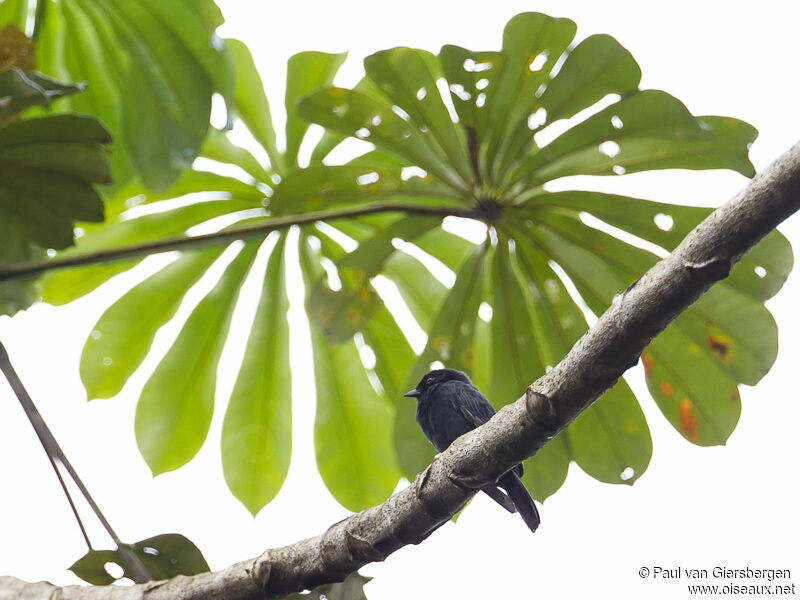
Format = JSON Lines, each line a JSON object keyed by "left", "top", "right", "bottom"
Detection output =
{"left": 499, "top": 470, "right": 540, "bottom": 532}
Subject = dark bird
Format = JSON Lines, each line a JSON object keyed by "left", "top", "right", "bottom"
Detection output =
{"left": 405, "top": 368, "right": 540, "bottom": 532}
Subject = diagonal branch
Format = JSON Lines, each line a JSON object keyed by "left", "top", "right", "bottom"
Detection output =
{"left": 1, "top": 141, "right": 799, "bottom": 599}
{"left": 0, "top": 203, "right": 481, "bottom": 284}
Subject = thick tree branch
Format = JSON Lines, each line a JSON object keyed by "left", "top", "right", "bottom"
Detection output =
{"left": 0, "top": 203, "right": 480, "bottom": 284}
{"left": 1, "top": 141, "right": 798, "bottom": 599}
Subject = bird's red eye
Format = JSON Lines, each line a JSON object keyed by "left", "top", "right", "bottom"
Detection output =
{"left": 425, "top": 376, "right": 435, "bottom": 385}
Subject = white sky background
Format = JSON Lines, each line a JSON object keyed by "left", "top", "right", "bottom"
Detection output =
{"left": 1, "top": 1, "right": 799, "bottom": 598}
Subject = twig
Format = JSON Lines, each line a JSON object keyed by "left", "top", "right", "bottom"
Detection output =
{"left": 0, "top": 203, "right": 480, "bottom": 283}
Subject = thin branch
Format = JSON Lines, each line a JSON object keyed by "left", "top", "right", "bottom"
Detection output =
{"left": 1, "top": 140, "right": 799, "bottom": 600}
{"left": 0, "top": 341, "right": 152, "bottom": 583}
{"left": 0, "top": 203, "right": 481, "bottom": 284}
{"left": 47, "top": 454, "right": 92, "bottom": 551}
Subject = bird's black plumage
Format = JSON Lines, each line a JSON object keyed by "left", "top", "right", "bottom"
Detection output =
{"left": 405, "top": 368, "right": 540, "bottom": 532}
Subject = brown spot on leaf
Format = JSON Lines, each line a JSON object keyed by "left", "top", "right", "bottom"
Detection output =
{"left": 641, "top": 352, "right": 654, "bottom": 378}
{"left": 345, "top": 308, "right": 360, "bottom": 325}
{"left": 706, "top": 326, "right": 733, "bottom": 364}
{"left": 659, "top": 380, "right": 674, "bottom": 397}
{"left": 679, "top": 399, "right": 699, "bottom": 442}
{"left": 357, "top": 285, "right": 371, "bottom": 302}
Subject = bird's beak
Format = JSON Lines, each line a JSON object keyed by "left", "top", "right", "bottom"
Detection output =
{"left": 403, "top": 389, "right": 420, "bottom": 398}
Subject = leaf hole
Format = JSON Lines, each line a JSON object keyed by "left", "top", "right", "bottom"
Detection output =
{"left": 620, "top": 467, "right": 635, "bottom": 481}
{"left": 612, "top": 165, "right": 626, "bottom": 175}
{"left": 356, "top": 171, "right": 380, "bottom": 186}
{"left": 528, "top": 51, "right": 549, "bottom": 72}
{"left": 401, "top": 166, "right": 427, "bottom": 181}
{"left": 449, "top": 83, "right": 472, "bottom": 101}
{"left": 104, "top": 562, "right": 124, "bottom": 579}
{"left": 475, "top": 78, "right": 489, "bottom": 90}
{"left": 319, "top": 257, "right": 342, "bottom": 291}
{"left": 355, "top": 127, "right": 370, "bottom": 139}
{"left": 355, "top": 335, "right": 377, "bottom": 370}
{"left": 534, "top": 83, "right": 547, "bottom": 98}
{"left": 142, "top": 546, "right": 159, "bottom": 556}
{"left": 598, "top": 140, "right": 620, "bottom": 158}
{"left": 371, "top": 114, "right": 382, "bottom": 126}
{"left": 528, "top": 107, "right": 547, "bottom": 130}
{"left": 653, "top": 213, "right": 674, "bottom": 231}
{"left": 611, "top": 115, "right": 624, "bottom": 129}
{"left": 475, "top": 93, "right": 487, "bottom": 108}
{"left": 463, "top": 58, "right": 492, "bottom": 72}
{"left": 754, "top": 265, "right": 767, "bottom": 278}
{"left": 47, "top": 249, "right": 56, "bottom": 257}
{"left": 392, "top": 105, "right": 410, "bottom": 120}
{"left": 430, "top": 360, "right": 445, "bottom": 370}
{"left": 478, "top": 302, "right": 493, "bottom": 322}
{"left": 416, "top": 87, "right": 427, "bottom": 100}
{"left": 102, "top": 357, "right": 113, "bottom": 366}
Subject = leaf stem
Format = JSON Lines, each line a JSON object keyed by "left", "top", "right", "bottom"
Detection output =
{"left": 0, "top": 203, "right": 481, "bottom": 283}
{"left": 0, "top": 341, "right": 152, "bottom": 583}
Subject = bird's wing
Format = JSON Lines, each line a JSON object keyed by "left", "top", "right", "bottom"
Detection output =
{"left": 450, "top": 382, "right": 496, "bottom": 426}
{"left": 452, "top": 382, "right": 525, "bottom": 478}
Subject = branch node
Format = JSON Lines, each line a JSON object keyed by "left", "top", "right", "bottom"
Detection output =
{"left": 525, "top": 388, "right": 560, "bottom": 435}
{"left": 684, "top": 257, "right": 732, "bottom": 282}
{"left": 251, "top": 553, "right": 271, "bottom": 592}
{"left": 344, "top": 530, "right": 386, "bottom": 563}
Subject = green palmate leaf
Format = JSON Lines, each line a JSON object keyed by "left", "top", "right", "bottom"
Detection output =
{"left": 70, "top": 533, "right": 209, "bottom": 585}
{"left": 289, "top": 11, "right": 782, "bottom": 501}
{"left": 31, "top": 0, "right": 234, "bottom": 189}
{"left": 136, "top": 242, "right": 259, "bottom": 474}
{"left": 44, "top": 11, "right": 789, "bottom": 513}
{"left": 80, "top": 247, "right": 225, "bottom": 399}
{"left": 222, "top": 235, "right": 292, "bottom": 515}
{"left": 300, "top": 239, "right": 400, "bottom": 511}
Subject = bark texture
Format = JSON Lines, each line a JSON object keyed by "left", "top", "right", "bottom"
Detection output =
{"left": 2, "top": 141, "right": 799, "bottom": 599}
